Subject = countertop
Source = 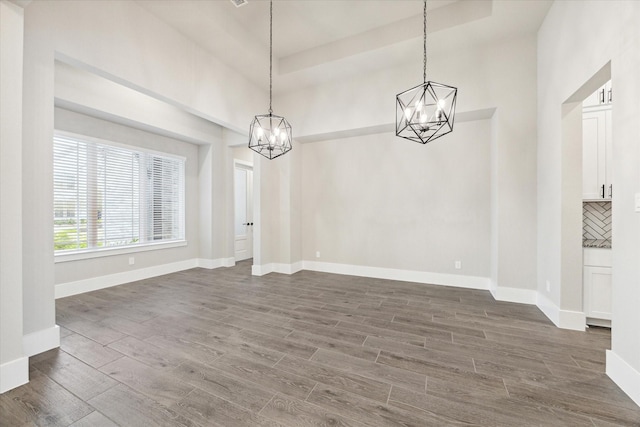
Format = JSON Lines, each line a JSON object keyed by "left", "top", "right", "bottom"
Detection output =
{"left": 583, "top": 239, "right": 612, "bottom": 249}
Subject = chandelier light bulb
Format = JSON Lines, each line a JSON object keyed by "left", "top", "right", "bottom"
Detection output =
{"left": 404, "top": 107, "right": 413, "bottom": 120}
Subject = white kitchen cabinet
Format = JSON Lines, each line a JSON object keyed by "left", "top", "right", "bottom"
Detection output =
{"left": 582, "top": 81, "right": 613, "bottom": 108}
{"left": 583, "top": 248, "right": 612, "bottom": 327}
{"left": 582, "top": 107, "right": 612, "bottom": 200}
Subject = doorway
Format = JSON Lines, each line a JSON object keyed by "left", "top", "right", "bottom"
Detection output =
{"left": 234, "top": 160, "right": 253, "bottom": 261}
{"left": 558, "top": 62, "right": 611, "bottom": 331}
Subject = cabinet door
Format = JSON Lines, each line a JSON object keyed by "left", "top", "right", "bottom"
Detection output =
{"left": 582, "top": 83, "right": 607, "bottom": 108}
{"left": 604, "top": 109, "right": 613, "bottom": 198}
{"left": 582, "top": 111, "right": 606, "bottom": 199}
{"left": 584, "top": 266, "right": 612, "bottom": 320}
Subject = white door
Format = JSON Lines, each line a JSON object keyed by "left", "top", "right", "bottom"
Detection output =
{"left": 234, "top": 163, "right": 253, "bottom": 261}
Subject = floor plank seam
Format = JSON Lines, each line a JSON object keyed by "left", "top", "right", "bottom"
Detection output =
{"left": 304, "top": 382, "right": 319, "bottom": 402}
{"left": 272, "top": 353, "right": 287, "bottom": 368}
{"left": 257, "top": 393, "right": 276, "bottom": 415}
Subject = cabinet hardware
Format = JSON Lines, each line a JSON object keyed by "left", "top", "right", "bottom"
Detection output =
{"left": 608, "top": 88, "right": 612, "bottom": 103}
{"left": 600, "top": 89, "right": 605, "bottom": 104}
{"left": 601, "top": 184, "right": 605, "bottom": 198}
{"left": 609, "top": 184, "right": 612, "bottom": 198}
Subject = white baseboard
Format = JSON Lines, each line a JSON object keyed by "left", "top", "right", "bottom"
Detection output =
{"left": 197, "top": 257, "right": 235, "bottom": 269}
{"left": 536, "top": 292, "right": 585, "bottom": 331}
{"left": 251, "top": 262, "right": 303, "bottom": 276}
{"left": 490, "top": 286, "right": 538, "bottom": 305}
{"left": 607, "top": 350, "right": 640, "bottom": 407}
{"left": 273, "top": 262, "right": 303, "bottom": 275}
{"left": 55, "top": 258, "right": 199, "bottom": 298}
{"left": 23, "top": 325, "right": 60, "bottom": 357}
{"left": 251, "top": 263, "right": 272, "bottom": 276}
{"left": 0, "top": 356, "right": 28, "bottom": 394}
{"left": 302, "top": 261, "right": 490, "bottom": 290}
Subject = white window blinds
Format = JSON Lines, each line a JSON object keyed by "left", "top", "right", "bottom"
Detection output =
{"left": 53, "top": 133, "right": 185, "bottom": 254}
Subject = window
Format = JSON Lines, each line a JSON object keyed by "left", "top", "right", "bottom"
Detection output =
{"left": 53, "top": 133, "right": 185, "bottom": 255}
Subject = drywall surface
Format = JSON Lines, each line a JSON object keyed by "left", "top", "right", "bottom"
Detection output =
{"left": 0, "top": 0, "right": 28, "bottom": 393}
{"left": 300, "top": 120, "right": 490, "bottom": 276}
{"left": 538, "top": 0, "right": 640, "bottom": 401}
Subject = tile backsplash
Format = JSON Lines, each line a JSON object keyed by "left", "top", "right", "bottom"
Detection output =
{"left": 583, "top": 201, "right": 612, "bottom": 241}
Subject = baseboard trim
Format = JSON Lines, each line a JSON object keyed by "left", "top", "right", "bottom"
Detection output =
{"left": 197, "top": 257, "right": 235, "bottom": 269}
{"left": 490, "top": 286, "right": 538, "bottom": 305}
{"left": 607, "top": 350, "right": 640, "bottom": 407}
{"left": 0, "top": 356, "right": 28, "bottom": 394}
{"left": 302, "top": 261, "right": 490, "bottom": 290}
{"left": 273, "top": 262, "right": 303, "bottom": 275}
{"left": 536, "top": 292, "right": 585, "bottom": 331}
{"left": 55, "top": 258, "right": 199, "bottom": 298}
{"left": 251, "top": 262, "right": 303, "bottom": 276}
{"left": 23, "top": 325, "right": 60, "bottom": 357}
{"left": 252, "top": 263, "right": 272, "bottom": 276}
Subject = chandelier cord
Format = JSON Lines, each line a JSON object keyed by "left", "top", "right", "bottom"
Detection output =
{"left": 423, "top": 0, "right": 427, "bottom": 84}
{"left": 269, "top": 0, "right": 273, "bottom": 115}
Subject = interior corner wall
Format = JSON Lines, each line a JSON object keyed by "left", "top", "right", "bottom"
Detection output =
{"left": 280, "top": 35, "right": 538, "bottom": 297}
{"left": 537, "top": 0, "right": 640, "bottom": 404}
{"left": 53, "top": 108, "right": 200, "bottom": 286}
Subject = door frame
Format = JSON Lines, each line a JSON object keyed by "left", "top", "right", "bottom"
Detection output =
{"left": 233, "top": 159, "right": 254, "bottom": 262}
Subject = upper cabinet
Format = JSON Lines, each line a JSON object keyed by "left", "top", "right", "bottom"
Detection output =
{"left": 583, "top": 81, "right": 613, "bottom": 200}
{"left": 583, "top": 81, "right": 613, "bottom": 108}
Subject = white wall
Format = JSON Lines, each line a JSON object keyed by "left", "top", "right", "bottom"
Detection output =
{"left": 0, "top": 0, "right": 28, "bottom": 393}
{"left": 279, "top": 34, "right": 538, "bottom": 299}
{"left": 53, "top": 108, "right": 200, "bottom": 287}
{"left": 537, "top": 0, "right": 640, "bottom": 405}
{"left": 300, "top": 120, "right": 490, "bottom": 279}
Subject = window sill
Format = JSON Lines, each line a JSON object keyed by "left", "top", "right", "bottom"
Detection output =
{"left": 54, "top": 240, "right": 188, "bottom": 263}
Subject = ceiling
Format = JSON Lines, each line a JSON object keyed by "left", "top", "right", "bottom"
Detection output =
{"left": 135, "top": 0, "right": 553, "bottom": 94}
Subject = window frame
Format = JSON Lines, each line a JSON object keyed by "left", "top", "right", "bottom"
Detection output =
{"left": 53, "top": 131, "right": 187, "bottom": 263}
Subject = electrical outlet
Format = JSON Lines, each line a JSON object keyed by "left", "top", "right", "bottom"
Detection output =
{"left": 546, "top": 280, "right": 551, "bottom": 292}
{"left": 129, "top": 257, "right": 135, "bottom": 265}
{"left": 316, "top": 251, "right": 320, "bottom": 258}
{"left": 454, "top": 260, "right": 462, "bottom": 270}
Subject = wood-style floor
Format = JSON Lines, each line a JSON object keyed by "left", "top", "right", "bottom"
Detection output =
{"left": 1, "top": 260, "right": 639, "bottom": 426}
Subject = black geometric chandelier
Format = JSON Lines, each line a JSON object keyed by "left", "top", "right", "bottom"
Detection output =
{"left": 249, "top": 0, "right": 292, "bottom": 160}
{"left": 396, "top": 0, "right": 457, "bottom": 144}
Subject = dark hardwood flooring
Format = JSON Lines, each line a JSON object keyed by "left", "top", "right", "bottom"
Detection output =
{"left": 1, "top": 260, "right": 639, "bottom": 426}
